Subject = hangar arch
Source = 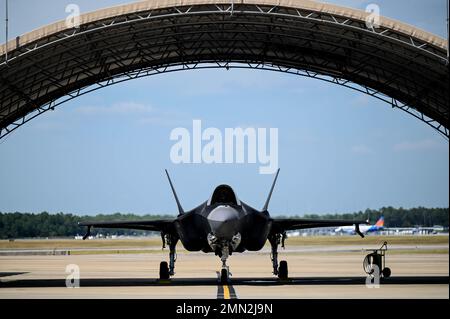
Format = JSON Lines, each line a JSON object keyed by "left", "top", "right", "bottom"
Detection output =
{"left": 0, "top": 0, "right": 448, "bottom": 140}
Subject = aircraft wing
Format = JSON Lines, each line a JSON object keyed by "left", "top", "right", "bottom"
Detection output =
{"left": 78, "top": 219, "right": 175, "bottom": 239}
{"left": 271, "top": 218, "right": 369, "bottom": 237}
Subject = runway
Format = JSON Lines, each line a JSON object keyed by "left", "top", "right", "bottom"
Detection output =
{"left": 0, "top": 243, "right": 448, "bottom": 299}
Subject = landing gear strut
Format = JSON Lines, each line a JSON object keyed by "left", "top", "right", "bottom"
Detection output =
{"left": 208, "top": 232, "right": 241, "bottom": 284}
{"left": 220, "top": 245, "right": 230, "bottom": 284}
{"left": 160, "top": 232, "right": 178, "bottom": 279}
{"left": 269, "top": 232, "right": 288, "bottom": 279}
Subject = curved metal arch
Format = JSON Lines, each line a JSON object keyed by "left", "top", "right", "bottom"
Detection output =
{"left": 0, "top": 1, "right": 448, "bottom": 141}
{"left": 1, "top": 61, "right": 447, "bottom": 142}
{"left": 1, "top": 2, "right": 447, "bottom": 63}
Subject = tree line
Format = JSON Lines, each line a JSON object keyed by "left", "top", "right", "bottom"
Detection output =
{"left": 300, "top": 207, "right": 448, "bottom": 228}
{"left": 0, "top": 207, "right": 448, "bottom": 239}
{"left": 0, "top": 212, "right": 174, "bottom": 239}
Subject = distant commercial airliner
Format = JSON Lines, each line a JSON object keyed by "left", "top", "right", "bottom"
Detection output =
{"left": 335, "top": 216, "right": 384, "bottom": 235}
{"left": 80, "top": 169, "right": 366, "bottom": 283}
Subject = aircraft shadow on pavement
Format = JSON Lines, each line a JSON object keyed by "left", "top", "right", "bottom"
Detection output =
{"left": 0, "top": 272, "right": 28, "bottom": 278}
{"left": 0, "top": 276, "right": 448, "bottom": 288}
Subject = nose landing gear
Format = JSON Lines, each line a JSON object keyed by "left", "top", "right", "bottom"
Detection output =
{"left": 269, "top": 232, "right": 289, "bottom": 279}
{"left": 219, "top": 243, "right": 233, "bottom": 284}
{"left": 216, "top": 243, "right": 237, "bottom": 284}
{"left": 208, "top": 232, "right": 241, "bottom": 284}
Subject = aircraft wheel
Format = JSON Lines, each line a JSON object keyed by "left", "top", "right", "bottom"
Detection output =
{"left": 220, "top": 268, "right": 229, "bottom": 284}
{"left": 159, "top": 261, "right": 170, "bottom": 280}
{"left": 382, "top": 267, "right": 391, "bottom": 278}
{"left": 278, "top": 260, "right": 288, "bottom": 280}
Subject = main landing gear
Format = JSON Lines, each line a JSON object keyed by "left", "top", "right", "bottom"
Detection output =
{"left": 269, "top": 232, "right": 289, "bottom": 280}
{"left": 159, "top": 233, "right": 179, "bottom": 280}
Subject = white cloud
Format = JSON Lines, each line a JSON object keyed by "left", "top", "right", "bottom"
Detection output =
{"left": 236, "top": 123, "right": 264, "bottom": 129}
{"left": 30, "top": 120, "right": 68, "bottom": 132}
{"left": 393, "top": 139, "right": 443, "bottom": 152}
{"left": 351, "top": 144, "right": 374, "bottom": 154}
{"left": 138, "top": 116, "right": 186, "bottom": 127}
{"left": 75, "top": 102, "right": 153, "bottom": 115}
{"left": 350, "top": 94, "right": 371, "bottom": 107}
{"left": 74, "top": 101, "right": 189, "bottom": 126}
{"left": 138, "top": 108, "right": 190, "bottom": 127}
{"left": 172, "top": 68, "right": 294, "bottom": 96}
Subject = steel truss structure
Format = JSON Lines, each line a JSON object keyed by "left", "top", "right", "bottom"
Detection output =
{"left": 0, "top": 2, "right": 449, "bottom": 140}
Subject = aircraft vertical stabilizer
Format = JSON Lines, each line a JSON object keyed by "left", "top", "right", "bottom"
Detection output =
{"left": 262, "top": 168, "right": 280, "bottom": 211}
{"left": 165, "top": 169, "right": 184, "bottom": 215}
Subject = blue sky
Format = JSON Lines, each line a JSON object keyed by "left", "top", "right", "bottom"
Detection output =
{"left": 0, "top": 0, "right": 448, "bottom": 216}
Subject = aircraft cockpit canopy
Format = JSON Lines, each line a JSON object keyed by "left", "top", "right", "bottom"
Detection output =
{"left": 208, "top": 184, "right": 241, "bottom": 206}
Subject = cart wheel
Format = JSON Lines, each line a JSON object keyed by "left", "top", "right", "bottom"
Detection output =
{"left": 382, "top": 267, "right": 391, "bottom": 278}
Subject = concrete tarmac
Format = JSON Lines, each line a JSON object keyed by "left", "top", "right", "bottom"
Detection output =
{"left": 0, "top": 246, "right": 448, "bottom": 299}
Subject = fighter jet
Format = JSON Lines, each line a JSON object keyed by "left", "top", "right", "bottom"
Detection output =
{"left": 79, "top": 169, "right": 367, "bottom": 283}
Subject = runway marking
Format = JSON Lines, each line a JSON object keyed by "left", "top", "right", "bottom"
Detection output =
{"left": 217, "top": 284, "right": 224, "bottom": 298}
{"left": 217, "top": 284, "right": 238, "bottom": 299}
{"left": 0, "top": 272, "right": 27, "bottom": 278}
{"left": 215, "top": 271, "right": 238, "bottom": 299}
{"left": 228, "top": 284, "right": 238, "bottom": 299}
{"left": 223, "top": 285, "right": 230, "bottom": 299}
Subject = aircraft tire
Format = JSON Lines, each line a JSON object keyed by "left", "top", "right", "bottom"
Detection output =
{"left": 278, "top": 260, "right": 288, "bottom": 280}
{"left": 159, "top": 261, "right": 170, "bottom": 280}
{"left": 220, "top": 268, "right": 228, "bottom": 284}
{"left": 382, "top": 267, "right": 391, "bottom": 278}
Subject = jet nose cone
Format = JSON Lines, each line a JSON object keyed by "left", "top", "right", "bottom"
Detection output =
{"left": 207, "top": 205, "right": 240, "bottom": 239}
